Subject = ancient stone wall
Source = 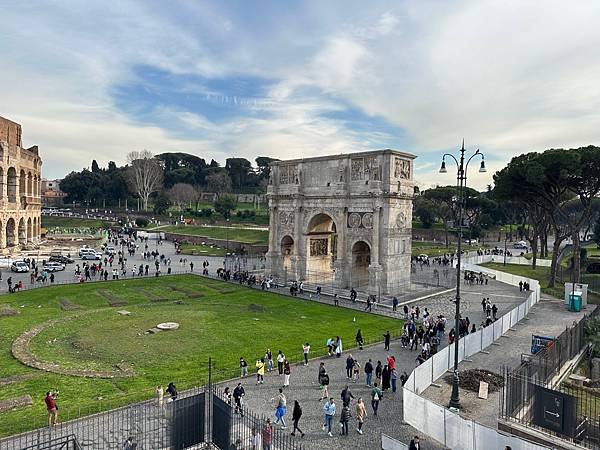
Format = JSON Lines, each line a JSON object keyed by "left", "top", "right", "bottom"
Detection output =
{"left": 0, "top": 116, "right": 42, "bottom": 251}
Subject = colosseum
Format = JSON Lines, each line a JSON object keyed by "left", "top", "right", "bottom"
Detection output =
{"left": 0, "top": 116, "right": 42, "bottom": 251}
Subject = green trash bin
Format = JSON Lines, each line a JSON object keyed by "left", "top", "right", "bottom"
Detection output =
{"left": 569, "top": 294, "right": 582, "bottom": 312}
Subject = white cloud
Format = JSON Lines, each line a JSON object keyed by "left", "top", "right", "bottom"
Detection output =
{"left": 0, "top": 0, "right": 599, "bottom": 188}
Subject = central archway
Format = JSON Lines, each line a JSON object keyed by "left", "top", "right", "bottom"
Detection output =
{"left": 351, "top": 241, "right": 371, "bottom": 290}
{"left": 281, "top": 235, "right": 294, "bottom": 272}
{"left": 305, "top": 213, "right": 337, "bottom": 284}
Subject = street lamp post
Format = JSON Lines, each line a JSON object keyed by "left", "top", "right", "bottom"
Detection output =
{"left": 439, "top": 140, "right": 486, "bottom": 410}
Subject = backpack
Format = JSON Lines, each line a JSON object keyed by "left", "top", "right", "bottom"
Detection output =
{"left": 373, "top": 390, "right": 380, "bottom": 401}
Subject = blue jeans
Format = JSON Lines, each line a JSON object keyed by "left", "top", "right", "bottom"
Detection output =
{"left": 391, "top": 378, "right": 397, "bottom": 392}
{"left": 324, "top": 414, "right": 333, "bottom": 432}
{"left": 366, "top": 372, "right": 373, "bottom": 386}
{"left": 275, "top": 406, "right": 286, "bottom": 427}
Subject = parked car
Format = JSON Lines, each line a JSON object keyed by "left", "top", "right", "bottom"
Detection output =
{"left": 464, "top": 239, "right": 478, "bottom": 245}
{"left": 42, "top": 262, "right": 66, "bottom": 272}
{"left": 417, "top": 253, "right": 429, "bottom": 261}
{"left": 49, "top": 254, "right": 74, "bottom": 264}
{"left": 78, "top": 247, "right": 92, "bottom": 257}
{"left": 513, "top": 241, "right": 528, "bottom": 250}
{"left": 105, "top": 246, "right": 116, "bottom": 255}
{"left": 81, "top": 251, "right": 101, "bottom": 260}
{"left": 11, "top": 261, "right": 29, "bottom": 273}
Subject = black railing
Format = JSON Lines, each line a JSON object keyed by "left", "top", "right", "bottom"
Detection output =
{"left": 500, "top": 314, "right": 598, "bottom": 448}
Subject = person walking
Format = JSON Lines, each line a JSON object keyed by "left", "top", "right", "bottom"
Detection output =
{"left": 319, "top": 364, "right": 330, "bottom": 401}
{"left": 355, "top": 397, "right": 367, "bottom": 435}
{"left": 339, "top": 402, "right": 351, "bottom": 436}
{"left": 371, "top": 382, "right": 383, "bottom": 416}
{"left": 391, "top": 366, "right": 398, "bottom": 393}
{"left": 409, "top": 435, "right": 421, "bottom": 450}
{"left": 323, "top": 398, "right": 336, "bottom": 437}
{"left": 45, "top": 391, "right": 59, "bottom": 427}
{"left": 290, "top": 400, "right": 304, "bottom": 438}
{"left": 382, "top": 364, "right": 391, "bottom": 391}
{"left": 277, "top": 350, "right": 285, "bottom": 375}
{"left": 345, "top": 354, "right": 354, "bottom": 379}
{"left": 273, "top": 388, "right": 287, "bottom": 429}
{"left": 302, "top": 342, "right": 310, "bottom": 365}
{"left": 233, "top": 382, "right": 245, "bottom": 415}
{"left": 240, "top": 357, "right": 248, "bottom": 377}
{"left": 166, "top": 382, "right": 178, "bottom": 401}
{"left": 155, "top": 385, "right": 164, "bottom": 407}
{"left": 341, "top": 385, "right": 354, "bottom": 406}
{"left": 283, "top": 360, "right": 291, "bottom": 387}
{"left": 250, "top": 427, "right": 262, "bottom": 450}
{"left": 256, "top": 357, "right": 265, "bottom": 385}
{"left": 266, "top": 349, "right": 274, "bottom": 372}
{"left": 355, "top": 329, "right": 363, "bottom": 350}
{"left": 383, "top": 331, "right": 391, "bottom": 351}
{"left": 262, "top": 418, "right": 273, "bottom": 450}
{"left": 364, "top": 358, "right": 374, "bottom": 387}
{"left": 375, "top": 360, "right": 383, "bottom": 386}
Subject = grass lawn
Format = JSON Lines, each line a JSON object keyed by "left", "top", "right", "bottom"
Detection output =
{"left": 0, "top": 275, "right": 399, "bottom": 436}
{"left": 41, "top": 216, "right": 114, "bottom": 229}
{"left": 160, "top": 225, "right": 268, "bottom": 245}
{"left": 179, "top": 242, "right": 228, "bottom": 256}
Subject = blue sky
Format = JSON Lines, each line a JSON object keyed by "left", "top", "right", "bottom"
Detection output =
{"left": 1, "top": 0, "right": 600, "bottom": 189}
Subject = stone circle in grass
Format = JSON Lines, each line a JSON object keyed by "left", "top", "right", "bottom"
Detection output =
{"left": 156, "top": 322, "right": 179, "bottom": 330}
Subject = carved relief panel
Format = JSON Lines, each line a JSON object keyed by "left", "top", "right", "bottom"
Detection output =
{"left": 394, "top": 157, "right": 411, "bottom": 179}
{"left": 347, "top": 212, "right": 373, "bottom": 229}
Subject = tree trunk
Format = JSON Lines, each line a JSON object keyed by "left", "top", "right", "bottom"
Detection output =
{"left": 572, "top": 231, "right": 581, "bottom": 283}
{"left": 548, "top": 234, "right": 563, "bottom": 288}
{"left": 531, "top": 233, "right": 539, "bottom": 270}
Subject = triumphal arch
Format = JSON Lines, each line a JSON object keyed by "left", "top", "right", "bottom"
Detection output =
{"left": 265, "top": 149, "right": 416, "bottom": 295}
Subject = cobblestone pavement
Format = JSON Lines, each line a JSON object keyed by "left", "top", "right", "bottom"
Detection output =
{"left": 215, "top": 279, "right": 529, "bottom": 450}
{"left": 422, "top": 295, "right": 589, "bottom": 428}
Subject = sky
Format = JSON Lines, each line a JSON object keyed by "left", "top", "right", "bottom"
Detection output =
{"left": 1, "top": 0, "right": 600, "bottom": 190}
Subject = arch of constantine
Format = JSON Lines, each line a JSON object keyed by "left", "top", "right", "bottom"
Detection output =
{"left": 0, "top": 116, "right": 42, "bottom": 251}
{"left": 266, "top": 149, "right": 416, "bottom": 295}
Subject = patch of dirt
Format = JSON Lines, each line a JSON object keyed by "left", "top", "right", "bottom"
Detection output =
{"left": 0, "top": 373, "right": 39, "bottom": 387}
{"left": 97, "top": 289, "right": 128, "bottom": 307}
{"left": 0, "top": 395, "right": 33, "bottom": 413}
{"left": 169, "top": 285, "right": 203, "bottom": 299}
{"left": 248, "top": 304, "right": 266, "bottom": 313}
{"left": 0, "top": 304, "right": 19, "bottom": 317}
{"left": 444, "top": 368, "right": 504, "bottom": 393}
{"left": 59, "top": 298, "right": 80, "bottom": 311}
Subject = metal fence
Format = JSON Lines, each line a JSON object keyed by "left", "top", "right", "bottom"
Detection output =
{"left": 500, "top": 314, "right": 599, "bottom": 448}
{"left": 212, "top": 387, "right": 302, "bottom": 450}
{"left": 0, "top": 366, "right": 307, "bottom": 450}
{"left": 0, "top": 386, "right": 205, "bottom": 450}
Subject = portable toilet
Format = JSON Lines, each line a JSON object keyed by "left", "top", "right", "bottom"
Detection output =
{"left": 569, "top": 291, "right": 583, "bottom": 312}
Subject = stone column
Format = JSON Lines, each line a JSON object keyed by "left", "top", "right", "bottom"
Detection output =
{"left": 368, "top": 205, "right": 383, "bottom": 295}
{"left": 372, "top": 207, "right": 380, "bottom": 265}
{"left": 291, "top": 204, "right": 302, "bottom": 280}
{"left": 265, "top": 206, "right": 280, "bottom": 277}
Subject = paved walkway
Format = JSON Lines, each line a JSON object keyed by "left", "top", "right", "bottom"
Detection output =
{"left": 215, "top": 279, "right": 528, "bottom": 450}
{"left": 422, "top": 295, "right": 588, "bottom": 429}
